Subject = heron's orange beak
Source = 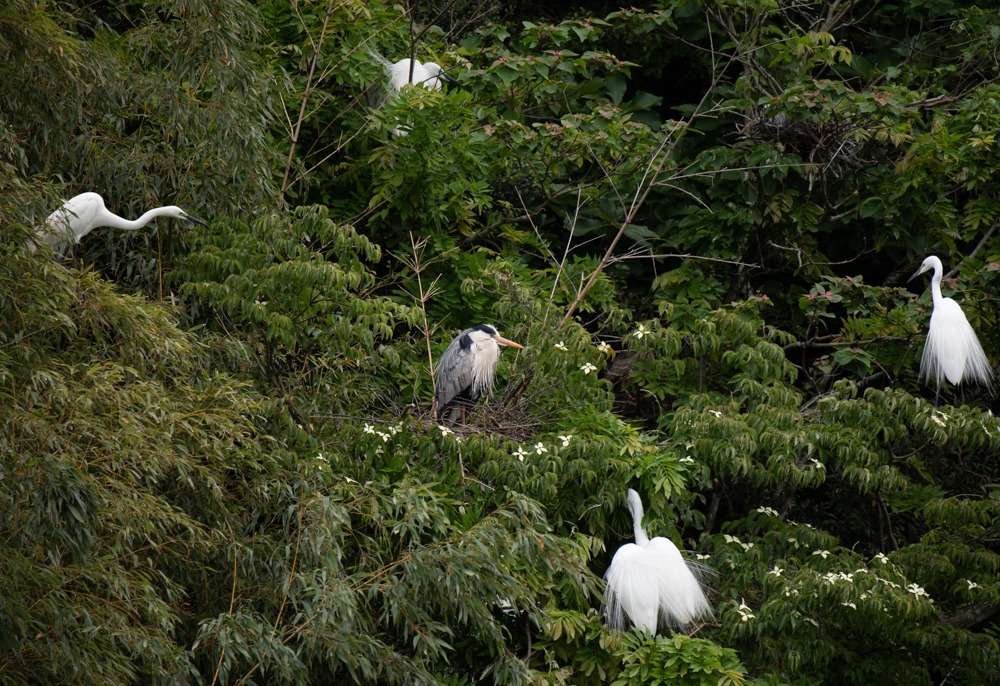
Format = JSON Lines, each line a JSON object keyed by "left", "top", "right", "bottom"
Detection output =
{"left": 495, "top": 335, "right": 524, "bottom": 349}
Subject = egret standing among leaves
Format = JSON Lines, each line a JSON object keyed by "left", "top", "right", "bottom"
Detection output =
{"left": 366, "top": 46, "right": 460, "bottom": 136}
{"left": 908, "top": 255, "right": 993, "bottom": 402}
{"left": 604, "top": 489, "right": 712, "bottom": 635}
{"left": 31, "top": 192, "right": 206, "bottom": 258}
{"left": 436, "top": 324, "right": 523, "bottom": 424}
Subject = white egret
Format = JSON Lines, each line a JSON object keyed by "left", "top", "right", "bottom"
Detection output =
{"left": 32, "top": 192, "right": 206, "bottom": 258}
{"left": 436, "top": 324, "right": 523, "bottom": 423}
{"left": 366, "top": 47, "right": 460, "bottom": 136}
{"left": 908, "top": 255, "right": 993, "bottom": 400}
{"left": 604, "top": 489, "right": 712, "bottom": 635}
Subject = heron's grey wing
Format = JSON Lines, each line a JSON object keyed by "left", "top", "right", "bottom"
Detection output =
{"left": 436, "top": 335, "right": 474, "bottom": 410}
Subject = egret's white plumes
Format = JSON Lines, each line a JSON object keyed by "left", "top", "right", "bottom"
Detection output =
{"left": 31, "top": 192, "right": 205, "bottom": 257}
{"left": 365, "top": 46, "right": 457, "bottom": 136}
{"left": 909, "top": 255, "right": 993, "bottom": 391}
{"left": 604, "top": 489, "right": 712, "bottom": 634}
{"left": 436, "top": 324, "right": 523, "bottom": 423}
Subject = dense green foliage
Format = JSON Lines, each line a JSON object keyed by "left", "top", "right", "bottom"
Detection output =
{"left": 3, "top": 0, "right": 1000, "bottom": 684}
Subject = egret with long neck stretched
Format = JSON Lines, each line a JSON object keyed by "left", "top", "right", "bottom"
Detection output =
{"left": 604, "top": 489, "right": 712, "bottom": 634}
{"left": 32, "top": 192, "right": 206, "bottom": 257}
{"left": 908, "top": 255, "right": 993, "bottom": 402}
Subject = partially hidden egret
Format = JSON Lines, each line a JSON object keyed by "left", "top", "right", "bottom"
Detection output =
{"left": 436, "top": 324, "right": 523, "bottom": 424}
{"left": 32, "top": 192, "right": 206, "bottom": 258}
{"left": 366, "top": 46, "right": 460, "bottom": 136}
{"left": 603, "top": 489, "right": 712, "bottom": 634}
{"left": 908, "top": 255, "right": 993, "bottom": 399}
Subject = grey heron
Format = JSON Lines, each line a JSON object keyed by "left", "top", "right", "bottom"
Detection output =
{"left": 31, "top": 192, "right": 206, "bottom": 258}
{"left": 436, "top": 324, "right": 523, "bottom": 423}
{"left": 908, "top": 255, "right": 993, "bottom": 401}
{"left": 603, "top": 489, "right": 712, "bottom": 634}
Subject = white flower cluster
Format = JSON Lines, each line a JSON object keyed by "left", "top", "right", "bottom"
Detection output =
{"left": 554, "top": 341, "right": 569, "bottom": 351}
{"left": 597, "top": 341, "right": 612, "bottom": 355}
{"left": 512, "top": 443, "right": 548, "bottom": 461}
{"left": 363, "top": 421, "right": 405, "bottom": 443}
{"left": 767, "top": 566, "right": 783, "bottom": 577}
{"left": 736, "top": 600, "right": 755, "bottom": 622}
{"left": 724, "top": 534, "right": 754, "bottom": 551}
{"left": 580, "top": 362, "right": 597, "bottom": 374}
{"left": 679, "top": 456, "right": 696, "bottom": 464}
{"left": 822, "top": 571, "right": 854, "bottom": 584}
{"left": 756, "top": 506, "right": 779, "bottom": 517}
{"left": 808, "top": 458, "right": 825, "bottom": 469}
{"left": 634, "top": 323, "right": 650, "bottom": 339}
{"left": 842, "top": 602, "right": 856, "bottom": 610}
{"left": 812, "top": 549, "right": 830, "bottom": 559}
{"left": 906, "top": 583, "right": 930, "bottom": 599}
{"left": 967, "top": 580, "right": 979, "bottom": 590}
{"left": 695, "top": 553, "right": 711, "bottom": 560}
{"left": 558, "top": 435, "right": 572, "bottom": 447}
{"left": 315, "top": 452, "right": 329, "bottom": 471}
{"left": 873, "top": 552, "right": 889, "bottom": 564}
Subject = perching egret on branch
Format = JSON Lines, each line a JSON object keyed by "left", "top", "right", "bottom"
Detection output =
{"left": 908, "top": 255, "right": 993, "bottom": 400}
{"left": 436, "top": 324, "right": 523, "bottom": 424}
{"left": 366, "top": 46, "right": 460, "bottom": 136}
{"left": 604, "top": 489, "right": 712, "bottom": 635}
{"left": 32, "top": 192, "right": 206, "bottom": 258}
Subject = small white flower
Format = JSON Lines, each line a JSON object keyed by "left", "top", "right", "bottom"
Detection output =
{"left": 558, "top": 434, "right": 572, "bottom": 447}
{"left": 906, "top": 583, "right": 928, "bottom": 598}
{"left": 695, "top": 553, "right": 711, "bottom": 560}
{"left": 812, "top": 550, "right": 831, "bottom": 559}
{"left": 967, "top": 580, "right": 979, "bottom": 589}
{"left": 874, "top": 553, "right": 889, "bottom": 564}
{"left": 767, "top": 566, "right": 783, "bottom": 577}
{"left": 709, "top": 409, "right": 722, "bottom": 417}
{"left": 375, "top": 446, "right": 384, "bottom": 455}
{"left": 438, "top": 425, "right": 454, "bottom": 436}
{"left": 376, "top": 431, "right": 390, "bottom": 443}
{"left": 363, "top": 423, "right": 375, "bottom": 434}
{"left": 534, "top": 442, "right": 547, "bottom": 455}
{"left": 597, "top": 341, "right": 612, "bottom": 355}
{"left": 736, "top": 600, "right": 755, "bottom": 622}
{"left": 860, "top": 592, "right": 868, "bottom": 600}
{"left": 315, "top": 453, "right": 329, "bottom": 463}
{"left": 740, "top": 541, "right": 754, "bottom": 551}
{"left": 679, "top": 456, "right": 696, "bottom": 464}
{"left": 635, "top": 323, "right": 650, "bottom": 339}
{"left": 513, "top": 446, "right": 528, "bottom": 462}
{"left": 756, "top": 506, "right": 779, "bottom": 517}
{"left": 931, "top": 411, "right": 948, "bottom": 427}
{"left": 842, "top": 602, "right": 856, "bottom": 609}
{"left": 580, "top": 362, "right": 597, "bottom": 374}
{"left": 723, "top": 534, "right": 738, "bottom": 544}
{"left": 809, "top": 458, "right": 825, "bottom": 470}
{"left": 554, "top": 341, "right": 569, "bottom": 351}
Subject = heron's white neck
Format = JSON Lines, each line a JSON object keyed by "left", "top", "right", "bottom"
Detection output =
{"left": 928, "top": 257, "right": 943, "bottom": 308}
{"left": 630, "top": 500, "right": 650, "bottom": 547}
{"left": 97, "top": 206, "right": 179, "bottom": 232}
